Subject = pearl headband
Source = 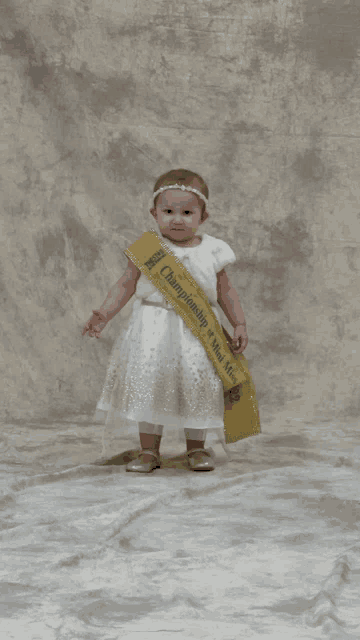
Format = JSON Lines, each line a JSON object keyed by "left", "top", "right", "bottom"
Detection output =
{"left": 153, "top": 184, "right": 208, "bottom": 207}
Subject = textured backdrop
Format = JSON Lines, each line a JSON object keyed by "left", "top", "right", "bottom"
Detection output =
{"left": 1, "top": 0, "right": 359, "bottom": 424}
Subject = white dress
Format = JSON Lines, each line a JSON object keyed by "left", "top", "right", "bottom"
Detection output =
{"left": 96, "top": 231, "right": 237, "bottom": 449}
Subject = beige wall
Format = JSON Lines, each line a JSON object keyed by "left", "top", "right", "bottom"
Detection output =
{"left": 1, "top": 0, "right": 359, "bottom": 423}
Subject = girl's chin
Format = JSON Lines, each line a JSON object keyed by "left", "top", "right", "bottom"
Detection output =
{"left": 170, "top": 232, "right": 192, "bottom": 238}
{"left": 165, "top": 230, "right": 187, "bottom": 236}
{"left": 162, "top": 230, "right": 196, "bottom": 244}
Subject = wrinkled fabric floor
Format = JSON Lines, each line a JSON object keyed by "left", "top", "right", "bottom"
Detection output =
{"left": 1, "top": 410, "right": 360, "bottom": 640}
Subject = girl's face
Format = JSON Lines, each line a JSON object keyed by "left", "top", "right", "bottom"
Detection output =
{"left": 150, "top": 189, "right": 209, "bottom": 246}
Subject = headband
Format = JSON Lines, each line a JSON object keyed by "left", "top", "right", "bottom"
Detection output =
{"left": 153, "top": 184, "right": 208, "bottom": 207}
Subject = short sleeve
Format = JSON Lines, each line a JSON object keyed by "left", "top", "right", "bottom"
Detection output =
{"left": 212, "top": 238, "right": 237, "bottom": 273}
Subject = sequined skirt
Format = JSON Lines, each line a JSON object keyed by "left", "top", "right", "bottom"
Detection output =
{"left": 96, "top": 298, "right": 225, "bottom": 433}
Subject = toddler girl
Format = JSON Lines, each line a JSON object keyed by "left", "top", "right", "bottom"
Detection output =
{"left": 82, "top": 168, "right": 248, "bottom": 473}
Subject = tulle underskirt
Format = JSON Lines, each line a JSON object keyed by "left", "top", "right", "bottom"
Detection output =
{"left": 96, "top": 298, "right": 230, "bottom": 454}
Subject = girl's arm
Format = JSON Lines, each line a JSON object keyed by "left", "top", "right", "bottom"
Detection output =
{"left": 216, "top": 269, "right": 246, "bottom": 328}
{"left": 82, "top": 259, "right": 141, "bottom": 337}
{"left": 217, "top": 269, "right": 248, "bottom": 353}
{"left": 98, "top": 259, "right": 141, "bottom": 322}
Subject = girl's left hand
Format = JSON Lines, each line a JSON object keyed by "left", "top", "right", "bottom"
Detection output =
{"left": 232, "top": 324, "right": 248, "bottom": 354}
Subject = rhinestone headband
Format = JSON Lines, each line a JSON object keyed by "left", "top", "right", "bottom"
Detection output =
{"left": 153, "top": 184, "right": 208, "bottom": 206}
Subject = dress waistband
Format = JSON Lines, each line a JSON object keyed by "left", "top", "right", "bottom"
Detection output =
{"left": 141, "top": 299, "right": 175, "bottom": 310}
{"left": 141, "top": 298, "right": 217, "bottom": 310}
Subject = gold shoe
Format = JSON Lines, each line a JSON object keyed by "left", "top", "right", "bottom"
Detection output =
{"left": 186, "top": 448, "right": 215, "bottom": 472}
{"left": 126, "top": 449, "right": 161, "bottom": 473}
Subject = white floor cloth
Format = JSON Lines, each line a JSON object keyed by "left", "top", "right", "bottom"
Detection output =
{"left": 1, "top": 412, "right": 360, "bottom": 639}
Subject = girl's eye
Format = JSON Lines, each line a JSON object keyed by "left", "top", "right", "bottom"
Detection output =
{"left": 164, "top": 210, "right": 191, "bottom": 215}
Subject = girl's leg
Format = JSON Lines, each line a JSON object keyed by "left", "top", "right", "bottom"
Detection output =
{"left": 139, "top": 422, "right": 163, "bottom": 461}
{"left": 184, "top": 428, "right": 206, "bottom": 452}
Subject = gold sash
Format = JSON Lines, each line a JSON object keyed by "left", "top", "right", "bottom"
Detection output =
{"left": 124, "top": 230, "right": 261, "bottom": 443}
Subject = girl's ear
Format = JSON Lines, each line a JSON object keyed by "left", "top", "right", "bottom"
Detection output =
{"left": 201, "top": 210, "right": 209, "bottom": 223}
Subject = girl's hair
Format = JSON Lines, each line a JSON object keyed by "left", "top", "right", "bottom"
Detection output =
{"left": 153, "top": 168, "right": 209, "bottom": 216}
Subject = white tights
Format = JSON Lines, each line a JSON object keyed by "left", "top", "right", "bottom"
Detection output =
{"left": 139, "top": 421, "right": 206, "bottom": 441}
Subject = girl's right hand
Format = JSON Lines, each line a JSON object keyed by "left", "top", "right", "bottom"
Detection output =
{"left": 82, "top": 310, "right": 108, "bottom": 338}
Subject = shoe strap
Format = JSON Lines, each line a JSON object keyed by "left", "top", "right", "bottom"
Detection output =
{"left": 140, "top": 449, "right": 159, "bottom": 460}
{"left": 186, "top": 448, "right": 209, "bottom": 457}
